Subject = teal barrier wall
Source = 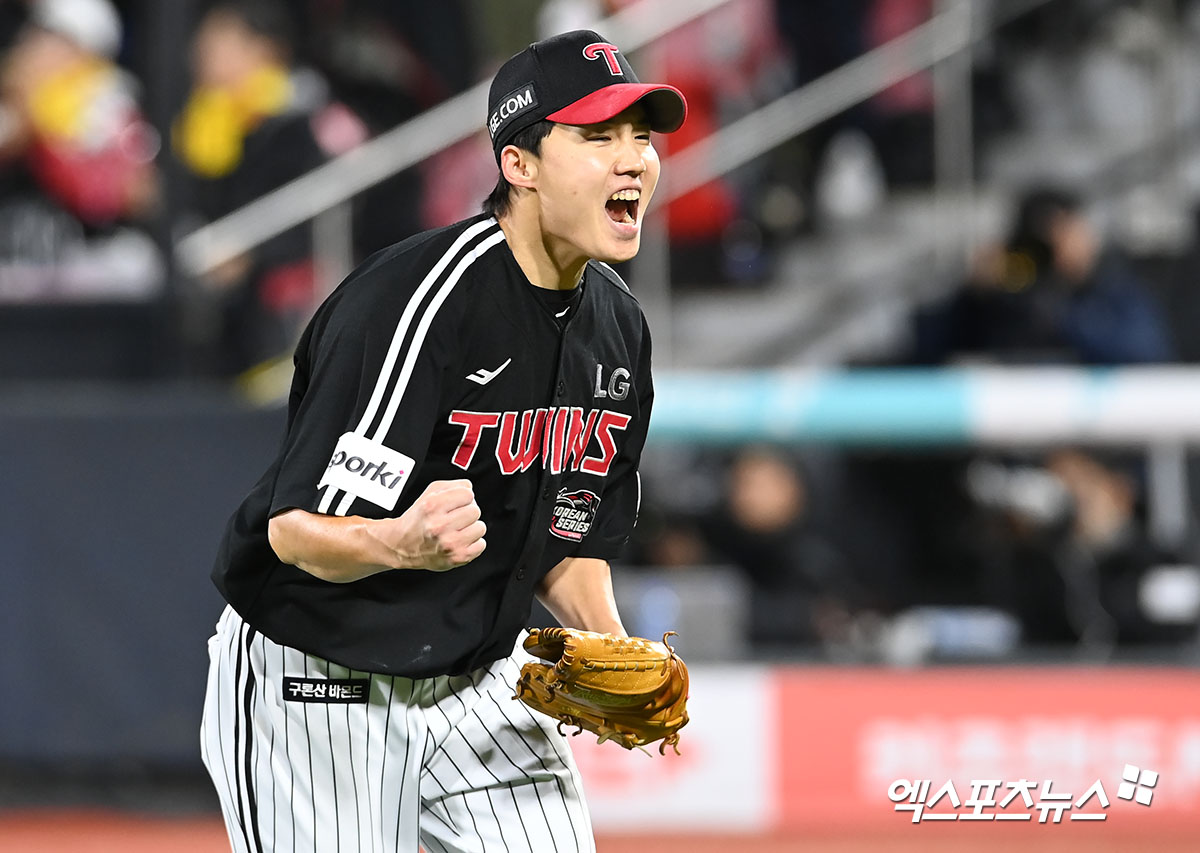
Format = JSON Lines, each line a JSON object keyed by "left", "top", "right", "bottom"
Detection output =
{"left": 651, "top": 369, "right": 972, "bottom": 444}
{"left": 649, "top": 367, "right": 1200, "bottom": 445}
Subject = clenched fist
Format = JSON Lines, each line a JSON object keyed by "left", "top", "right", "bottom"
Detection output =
{"left": 390, "top": 479, "right": 487, "bottom": 571}
{"left": 266, "top": 480, "right": 487, "bottom": 583}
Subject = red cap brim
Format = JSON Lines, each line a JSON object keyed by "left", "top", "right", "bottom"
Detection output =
{"left": 546, "top": 83, "right": 687, "bottom": 133}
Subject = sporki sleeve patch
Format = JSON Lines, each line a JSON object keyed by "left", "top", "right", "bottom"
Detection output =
{"left": 318, "top": 432, "right": 416, "bottom": 512}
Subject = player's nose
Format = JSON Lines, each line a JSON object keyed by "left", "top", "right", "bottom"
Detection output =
{"left": 613, "top": 134, "right": 647, "bottom": 176}
{"left": 614, "top": 156, "right": 646, "bottom": 181}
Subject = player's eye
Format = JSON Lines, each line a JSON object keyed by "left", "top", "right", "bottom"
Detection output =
{"left": 588, "top": 134, "right": 612, "bottom": 142}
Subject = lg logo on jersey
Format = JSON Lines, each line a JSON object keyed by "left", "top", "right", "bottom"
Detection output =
{"left": 594, "top": 364, "right": 630, "bottom": 401}
{"left": 319, "top": 432, "right": 416, "bottom": 511}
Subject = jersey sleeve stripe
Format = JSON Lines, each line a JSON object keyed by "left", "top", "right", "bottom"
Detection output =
{"left": 319, "top": 218, "right": 497, "bottom": 515}
{"left": 323, "top": 219, "right": 505, "bottom": 518}
{"left": 372, "top": 228, "right": 508, "bottom": 442}
{"left": 356, "top": 218, "right": 500, "bottom": 439}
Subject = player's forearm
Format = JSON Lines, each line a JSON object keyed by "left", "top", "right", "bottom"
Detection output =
{"left": 268, "top": 509, "right": 405, "bottom": 583}
{"left": 268, "top": 480, "right": 487, "bottom": 582}
{"left": 536, "top": 557, "right": 627, "bottom": 636}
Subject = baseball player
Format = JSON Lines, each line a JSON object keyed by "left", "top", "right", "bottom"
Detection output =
{"left": 200, "top": 29, "right": 686, "bottom": 853}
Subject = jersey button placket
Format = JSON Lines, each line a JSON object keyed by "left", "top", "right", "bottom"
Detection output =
{"left": 547, "top": 376, "right": 565, "bottom": 498}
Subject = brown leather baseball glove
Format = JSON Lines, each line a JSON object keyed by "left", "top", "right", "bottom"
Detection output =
{"left": 514, "top": 627, "right": 690, "bottom": 754}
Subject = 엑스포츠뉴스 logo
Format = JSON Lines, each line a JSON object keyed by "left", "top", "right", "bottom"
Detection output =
{"left": 550, "top": 488, "right": 601, "bottom": 541}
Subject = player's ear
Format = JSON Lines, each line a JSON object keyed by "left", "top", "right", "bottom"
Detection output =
{"left": 500, "top": 145, "right": 538, "bottom": 189}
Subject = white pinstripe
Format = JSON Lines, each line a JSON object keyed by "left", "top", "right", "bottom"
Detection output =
{"left": 201, "top": 606, "right": 593, "bottom": 852}
{"left": 317, "top": 219, "right": 504, "bottom": 516}
{"left": 238, "top": 621, "right": 262, "bottom": 850}
{"left": 200, "top": 610, "right": 249, "bottom": 853}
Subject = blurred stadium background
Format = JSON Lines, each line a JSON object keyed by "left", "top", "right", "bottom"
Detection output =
{"left": 4, "top": 0, "right": 1200, "bottom": 849}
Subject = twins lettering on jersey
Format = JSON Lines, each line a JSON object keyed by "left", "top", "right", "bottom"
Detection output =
{"left": 449, "top": 407, "right": 631, "bottom": 476}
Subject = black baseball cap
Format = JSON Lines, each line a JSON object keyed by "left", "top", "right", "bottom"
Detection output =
{"left": 487, "top": 29, "right": 687, "bottom": 161}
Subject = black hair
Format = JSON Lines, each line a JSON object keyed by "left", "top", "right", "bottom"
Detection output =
{"left": 207, "top": 0, "right": 297, "bottom": 59}
{"left": 1007, "top": 186, "right": 1083, "bottom": 270}
{"left": 481, "top": 120, "right": 555, "bottom": 219}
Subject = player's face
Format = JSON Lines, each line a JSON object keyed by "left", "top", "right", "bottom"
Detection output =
{"left": 533, "top": 105, "right": 661, "bottom": 267}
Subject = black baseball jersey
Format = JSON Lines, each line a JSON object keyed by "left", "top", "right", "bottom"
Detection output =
{"left": 212, "top": 215, "right": 652, "bottom": 677}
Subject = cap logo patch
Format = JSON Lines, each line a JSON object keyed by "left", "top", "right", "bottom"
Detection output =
{"left": 582, "top": 42, "right": 622, "bottom": 75}
{"left": 488, "top": 83, "right": 539, "bottom": 140}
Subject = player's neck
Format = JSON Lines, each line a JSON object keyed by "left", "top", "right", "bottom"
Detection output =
{"left": 497, "top": 212, "right": 586, "bottom": 291}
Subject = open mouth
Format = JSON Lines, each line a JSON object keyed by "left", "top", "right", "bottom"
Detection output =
{"left": 605, "top": 189, "right": 640, "bottom": 226}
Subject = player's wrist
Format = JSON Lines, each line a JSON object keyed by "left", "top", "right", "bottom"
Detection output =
{"left": 354, "top": 517, "right": 412, "bottom": 571}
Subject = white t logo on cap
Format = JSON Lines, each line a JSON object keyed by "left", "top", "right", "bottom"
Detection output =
{"left": 583, "top": 42, "right": 622, "bottom": 75}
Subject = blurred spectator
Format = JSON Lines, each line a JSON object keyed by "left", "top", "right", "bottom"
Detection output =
{"left": 772, "top": 0, "right": 952, "bottom": 229}
{"left": 1045, "top": 448, "right": 1195, "bottom": 645}
{"left": 0, "top": 0, "right": 162, "bottom": 300}
{"left": 899, "top": 184, "right": 1188, "bottom": 651}
{"left": 837, "top": 449, "right": 985, "bottom": 616}
{"left": 1160, "top": 203, "right": 1200, "bottom": 365}
{"left": 700, "top": 446, "right": 861, "bottom": 651}
{"left": 966, "top": 449, "right": 1198, "bottom": 647}
{"left": 173, "top": 0, "right": 365, "bottom": 377}
{"left": 288, "top": 0, "right": 481, "bottom": 249}
{"left": 911, "top": 185, "right": 1174, "bottom": 366}
{"left": 862, "top": 0, "right": 934, "bottom": 188}
{"left": 771, "top": 0, "right": 872, "bottom": 234}
{"left": 0, "top": 0, "right": 27, "bottom": 54}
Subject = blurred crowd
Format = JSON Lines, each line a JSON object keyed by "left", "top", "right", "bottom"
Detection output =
{"left": 0, "top": 0, "right": 160, "bottom": 301}
{"left": 630, "top": 177, "right": 1200, "bottom": 662}
{"left": 0, "top": 0, "right": 485, "bottom": 377}
{"left": 4, "top": 0, "right": 1182, "bottom": 371}
{"left": 0, "top": 0, "right": 982, "bottom": 378}
{"left": 4, "top": 0, "right": 1200, "bottom": 658}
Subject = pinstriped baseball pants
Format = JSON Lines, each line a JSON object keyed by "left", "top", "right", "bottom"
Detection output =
{"left": 201, "top": 606, "right": 596, "bottom": 853}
